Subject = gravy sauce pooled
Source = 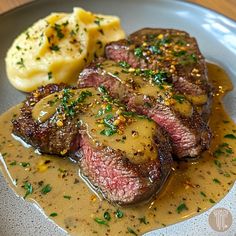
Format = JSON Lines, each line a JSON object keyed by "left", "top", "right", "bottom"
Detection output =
{"left": 0, "top": 63, "right": 236, "bottom": 235}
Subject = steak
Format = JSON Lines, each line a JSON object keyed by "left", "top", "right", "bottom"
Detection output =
{"left": 106, "top": 28, "right": 213, "bottom": 122}
{"left": 105, "top": 28, "right": 211, "bottom": 99}
{"left": 12, "top": 84, "right": 79, "bottom": 155}
{"left": 12, "top": 84, "right": 172, "bottom": 205}
{"left": 78, "top": 28, "right": 212, "bottom": 158}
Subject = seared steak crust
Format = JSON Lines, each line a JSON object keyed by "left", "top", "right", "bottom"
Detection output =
{"left": 12, "top": 84, "right": 172, "bottom": 205}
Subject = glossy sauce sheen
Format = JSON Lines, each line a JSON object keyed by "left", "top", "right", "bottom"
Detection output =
{"left": 101, "top": 60, "right": 194, "bottom": 116}
{"left": 0, "top": 63, "right": 236, "bottom": 235}
{"left": 32, "top": 87, "right": 157, "bottom": 164}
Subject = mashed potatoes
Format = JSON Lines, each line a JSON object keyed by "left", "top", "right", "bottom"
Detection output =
{"left": 6, "top": 8, "right": 125, "bottom": 92}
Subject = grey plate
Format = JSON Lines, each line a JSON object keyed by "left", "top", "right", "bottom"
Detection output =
{"left": 0, "top": 0, "right": 236, "bottom": 235}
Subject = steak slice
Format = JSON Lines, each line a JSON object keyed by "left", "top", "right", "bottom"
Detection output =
{"left": 12, "top": 84, "right": 172, "bottom": 205}
{"left": 105, "top": 28, "right": 212, "bottom": 108}
{"left": 78, "top": 59, "right": 211, "bottom": 158}
{"left": 12, "top": 83, "right": 80, "bottom": 156}
{"left": 77, "top": 127, "right": 172, "bottom": 204}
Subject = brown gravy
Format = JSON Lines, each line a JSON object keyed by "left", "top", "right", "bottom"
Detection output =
{"left": 0, "top": 63, "right": 236, "bottom": 235}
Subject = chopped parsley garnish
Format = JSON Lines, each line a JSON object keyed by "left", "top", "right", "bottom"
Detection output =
{"left": 213, "top": 143, "right": 233, "bottom": 157}
{"left": 224, "top": 134, "right": 236, "bottom": 139}
{"left": 213, "top": 148, "right": 224, "bottom": 157}
{"left": 97, "top": 104, "right": 112, "bottom": 117}
{"left": 115, "top": 209, "right": 123, "bottom": 218}
{"left": 173, "top": 50, "right": 187, "bottom": 57}
{"left": 189, "top": 53, "right": 197, "bottom": 62}
{"left": 213, "top": 178, "right": 221, "bottom": 184}
{"left": 25, "top": 31, "right": 30, "bottom": 39}
{"left": 53, "top": 23, "right": 65, "bottom": 39}
{"left": 149, "top": 45, "right": 161, "bottom": 54}
{"left": 121, "top": 111, "right": 135, "bottom": 117}
{"left": 100, "top": 114, "right": 117, "bottom": 136}
{"left": 121, "top": 111, "right": 150, "bottom": 120}
{"left": 180, "top": 53, "right": 198, "bottom": 65}
{"left": 63, "top": 195, "right": 71, "bottom": 200}
{"left": 134, "top": 47, "right": 143, "bottom": 58}
{"left": 209, "top": 199, "right": 216, "bottom": 204}
{"left": 100, "top": 128, "right": 116, "bottom": 136}
{"left": 105, "top": 104, "right": 112, "bottom": 112}
{"left": 200, "top": 191, "right": 206, "bottom": 197}
{"left": 62, "top": 21, "right": 69, "bottom": 26}
{"left": 96, "top": 108, "right": 104, "bottom": 117}
{"left": 133, "top": 68, "right": 167, "bottom": 86}
{"left": 127, "top": 227, "right": 138, "bottom": 236}
{"left": 23, "top": 182, "right": 33, "bottom": 199}
{"left": 118, "top": 61, "right": 131, "bottom": 69}
{"left": 98, "top": 85, "right": 107, "bottom": 94}
{"left": 152, "top": 71, "right": 168, "bottom": 85}
{"left": 60, "top": 89, "right": 92, "bottom": 117}
{"left": 50, "top": 212, "right": 58, "bottom": 217}
{"left": 103, "top": 211, "right": 111, "bottom": 221}
{"left": 49, "top": 44, "right": 60, "bottom": 51}
{"left": 48, "top": 71, "right": 52, "bottom": 80}
{"left": 41, "top": 184, "right": 52, "bottom": 194}
{"left": 159, "top": 37, "right": 171, "bottom": 45}
{"left": 16, "top": 58, "right": 25, "bottom": 68}
{"left": 70, "top": 29, "right": 76, "bottom": 36}
{"left": 20, "top": 162, "right": 30, "bottom": 167}
{"left": 77, "top": 90, "right": 92, "bottom": 103}
{"left": 138, "top": 216, "right": 148, "bottom": 224}
{"left": 10, "top": 161, "right": 17, "bottom": 166}
{"left": 224, "top": 172, "right": 231, "bottom": 177}
{"left": 176, "top": 39, "right": 187, "bottom": 46}
{"left": 176, "top": 203, "right": 188, "bottom": 213}
{"left": 16, "top": 45, "right": 21, "bottom": 50}
{"left": 172, "top": 94, "right": 185, "bottom": 104}
{"left": 94, "top": 17, "right": 104, "bottom": 26}
{"left": 94, "top": 217, "right": 109, "bottom": 226}
{"left": 214, "top": 159, "right": 221, "bottom": 168}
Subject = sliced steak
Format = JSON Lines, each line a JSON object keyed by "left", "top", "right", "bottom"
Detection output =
{"left": 105, "top": 28, "right": 212, "bottom": 105}
{"left": 12, "top": 84, "right": 172, "bottom": 205}
{"left": 77, "top": 127, "right": 172, "bottom": 204}
{"left": 12, "top": 83, "right": 79, "bottom": 155}
{"left": 78, "top": 59, "right": 211, "bottom": 158}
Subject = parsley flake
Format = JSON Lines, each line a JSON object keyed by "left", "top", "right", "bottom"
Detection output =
{"left": 224, "top": 134, "right": 236, "bottom": 139}
{"left": 23, "top": 182, "right": 33, "bottom": 199}
{"left": 176, "top": 203, "right": 188, "bottom": 213}
{"left": 48, "top": 71, "right": 52, "bottom": 80}
{"left": 49, "top": 44, "right": 60, "bottom": 51}
{"left": 50, "top": 212, "right": 58, "bottom": 217}
{"left": 41, "top": 184, "right": 52, "bottom": 194}
{"left": 94, "top": 217, "right": 109, "bottom": 226}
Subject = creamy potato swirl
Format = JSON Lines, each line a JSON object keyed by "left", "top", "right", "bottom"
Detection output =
{"left": 5, "top": 8, "right": 125, "bottom": 92}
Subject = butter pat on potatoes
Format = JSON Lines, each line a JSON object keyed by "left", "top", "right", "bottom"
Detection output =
{"left": 5, "top": 8, "right": 125, "bottom": 92}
